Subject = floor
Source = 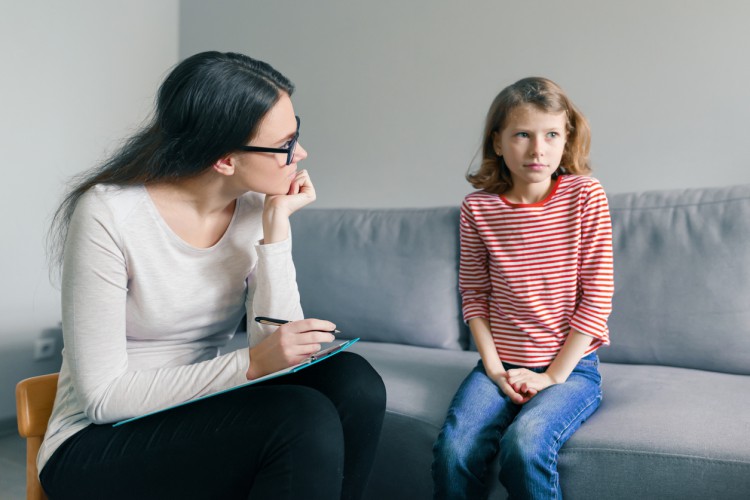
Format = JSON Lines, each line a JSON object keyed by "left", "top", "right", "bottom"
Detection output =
{"left": 0, "top": 430, "right": 26, "bottom": 500}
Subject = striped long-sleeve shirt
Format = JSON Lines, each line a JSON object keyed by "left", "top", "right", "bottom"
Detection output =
{"left": 460, "top": 175, "right": 614, "bottom": 367}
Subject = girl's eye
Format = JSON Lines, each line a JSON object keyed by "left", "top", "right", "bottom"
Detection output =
{"left": 515, "top": 132, "right": 529, "bottom": 138}
{"left": 547, "top": 132, "right": 559, "bottom": 138}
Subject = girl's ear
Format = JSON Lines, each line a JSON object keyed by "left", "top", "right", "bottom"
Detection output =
{"left": 492, "top": 132, "right": 502, "bottom": 156}
{"left": 213, "top": 155, "right": 235, "bottom": 176}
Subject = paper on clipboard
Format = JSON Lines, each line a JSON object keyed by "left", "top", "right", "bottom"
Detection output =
{"left": 113, "top": 337, "right": 360, "bottom": 427}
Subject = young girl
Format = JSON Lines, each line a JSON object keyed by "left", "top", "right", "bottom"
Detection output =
{"left": 40, "top": 51, "right": 385, "bottom": 500}
{"left": 432, "top": 77, "right": 613, "bottom": 499}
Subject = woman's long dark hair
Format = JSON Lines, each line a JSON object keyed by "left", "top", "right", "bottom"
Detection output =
{"left": 48, "top": 51, "right": 294, "bottom": 272}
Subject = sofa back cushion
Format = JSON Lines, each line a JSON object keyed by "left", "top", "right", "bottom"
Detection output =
{"left": 291, "top": 207, "right": 470, "bottom": 349}
{"left": 602, "top": 184, "right": 750, "bottom": 375}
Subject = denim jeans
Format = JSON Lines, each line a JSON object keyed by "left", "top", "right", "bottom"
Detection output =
{"left": 432, "top": 353, "right": 602, "bottom": 500}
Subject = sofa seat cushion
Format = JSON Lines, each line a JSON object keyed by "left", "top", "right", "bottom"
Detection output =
{"left": 351, "top": 341, "right": 750, "bottom": 499}
{"left": 568, "top": 362, "right": 750, "bottom": 499}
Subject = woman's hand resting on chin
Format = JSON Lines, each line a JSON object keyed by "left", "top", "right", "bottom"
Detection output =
{"left": 262, "top": 169, "right": 316, "bottom": 243}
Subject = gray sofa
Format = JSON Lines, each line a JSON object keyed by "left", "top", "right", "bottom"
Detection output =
{"left": 289, "top": 183, "right": 750, "bottom": 499}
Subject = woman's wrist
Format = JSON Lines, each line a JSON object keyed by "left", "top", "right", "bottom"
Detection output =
{"left": 246, "top": 348, "right": 258, "bottom": 380}
{"left": 261, "top": 205, "right": 290, "bottom": 244}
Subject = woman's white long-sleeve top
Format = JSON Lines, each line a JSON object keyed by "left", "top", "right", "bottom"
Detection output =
{"left": 38, "top": 184, "right": 303, "bottom": 471}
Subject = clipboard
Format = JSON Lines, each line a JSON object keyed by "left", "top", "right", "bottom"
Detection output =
{"left": 113, "top": 337, "right": 360, "bottom": 427}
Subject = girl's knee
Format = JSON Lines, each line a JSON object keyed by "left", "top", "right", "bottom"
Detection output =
{"left": 500, "top": 419, "right": 550, "bottom": 463}
{"left": 434, "top": 425, "right": 460, "bottom": 461}
{"left": 433, "top": 432, "right": 467, "bottom": 473}
{"left": 500, "top": 425, "right": 554, "bottom": 467}
{"left": 433, "top": 422, "right": 491, "bottom": 473}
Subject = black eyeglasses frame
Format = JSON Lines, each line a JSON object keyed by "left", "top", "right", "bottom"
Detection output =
{"left": 237, "top": 116, "right": 300, "bottom": 165}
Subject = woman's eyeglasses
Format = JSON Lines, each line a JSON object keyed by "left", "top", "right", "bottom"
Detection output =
{"left": 237, "top": 116, "right": 300, "bottom": 166}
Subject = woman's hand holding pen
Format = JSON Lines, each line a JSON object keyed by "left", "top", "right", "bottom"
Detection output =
{"left": 262, "top": 170, "right": 316, "bottom": 244}
{"left": 246, "top": 318, "right": 336, "bottom": 380}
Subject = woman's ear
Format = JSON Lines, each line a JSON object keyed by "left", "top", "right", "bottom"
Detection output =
{"left": 213, "top": 155, "right": 235, "bottom": 176}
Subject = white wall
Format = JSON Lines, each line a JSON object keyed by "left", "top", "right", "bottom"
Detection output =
{"left": 180, "top": 0, "right": 750, "bottom": 208}
{"left": 0, "top": 1, "right": 178, "bottom": 421}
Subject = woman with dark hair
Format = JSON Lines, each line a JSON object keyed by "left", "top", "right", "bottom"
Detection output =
{"left": 39, "top": 51, "right": 385, "bottom": 500}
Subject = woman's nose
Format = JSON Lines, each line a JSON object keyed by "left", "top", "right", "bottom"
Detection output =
{"left": 294, "top": 143, "right": 308, "bottom": 162}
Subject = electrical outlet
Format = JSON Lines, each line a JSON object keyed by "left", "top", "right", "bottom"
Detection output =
{"left": 34, "top": 338, "right": 57, "bottom": 361}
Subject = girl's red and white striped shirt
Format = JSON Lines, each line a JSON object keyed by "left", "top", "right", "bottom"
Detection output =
{"left": 460, "top": 175, "right": 614, "bottom": 367}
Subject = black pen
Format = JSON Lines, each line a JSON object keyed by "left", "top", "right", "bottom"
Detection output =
{"left": 254, "top": 316, "right": 341, "bottom": 334}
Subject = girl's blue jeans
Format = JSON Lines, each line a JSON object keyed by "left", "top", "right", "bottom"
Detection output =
{"left": 432, "top": 353, "right": 602, "bottom": 500}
